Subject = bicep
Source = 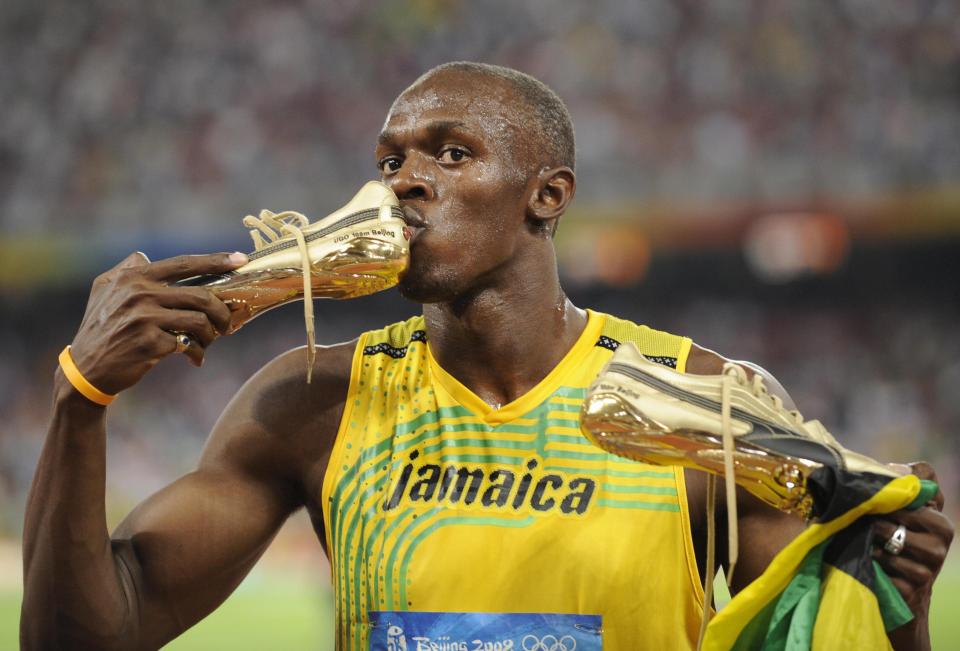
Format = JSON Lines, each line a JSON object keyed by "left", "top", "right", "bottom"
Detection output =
{"left": 110, "top": 374, "right": 307, "bottom": 648}
{"left": 107, "top": 345, "right": 349, "bottom": 647}
{"left": 728, "top": 488, "right": 807, "bottom": 594}
{"left": 112, "top": 464, "right": 294, "bottom": 646}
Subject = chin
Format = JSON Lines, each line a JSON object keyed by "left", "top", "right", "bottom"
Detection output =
{"left": 397, "top": 262, "right": 462, "bottom": 305}
{"left": 397, "top": 276, "right": 450, "bottom": 304}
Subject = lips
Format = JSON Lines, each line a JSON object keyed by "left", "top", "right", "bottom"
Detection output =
{"left": 401, "top": 205, "right": 426, "bottom": 242}
{"left": 401, "top": 205, "right": 426, "bottom": 228}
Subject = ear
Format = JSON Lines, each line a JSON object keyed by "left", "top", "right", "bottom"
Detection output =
{"left": 526, "top": 166, "right": 576, "bottom": 231}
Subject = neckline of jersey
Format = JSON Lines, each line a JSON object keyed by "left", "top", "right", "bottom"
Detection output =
{"left": 425, "top": 309, "right": 605, "bottom": 425}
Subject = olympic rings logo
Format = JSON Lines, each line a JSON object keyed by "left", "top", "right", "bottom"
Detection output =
{"left": 521, "top": 635, "right": 577, "bottom": 651}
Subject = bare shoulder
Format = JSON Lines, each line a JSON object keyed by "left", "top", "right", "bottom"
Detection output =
{"left": 685, "top": 342, "right": 795, "bottom": 410}
{"left": 198, "top": 339, "right": 358, "bottom": 507}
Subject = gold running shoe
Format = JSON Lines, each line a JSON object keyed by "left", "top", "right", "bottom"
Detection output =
{"left": 581, "top": 341, "right": 907, "bottom": 648}
{"left": 581, "top": 342, "right": 902, "bottom": 520}
{"left": 180, "top": 180, "right": 409, "bottom": 380}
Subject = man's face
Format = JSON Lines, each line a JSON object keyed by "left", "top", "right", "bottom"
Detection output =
{"left": 375, "top": 72, "right": 536, "bottom": 303}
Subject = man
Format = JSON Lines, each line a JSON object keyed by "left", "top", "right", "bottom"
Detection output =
{"left": 21, "top": 62, "right": 953, "bottom": 650}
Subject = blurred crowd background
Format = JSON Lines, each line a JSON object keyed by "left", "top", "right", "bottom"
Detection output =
{"left": 1, "top": 0, "right": 959, "bottom": 647}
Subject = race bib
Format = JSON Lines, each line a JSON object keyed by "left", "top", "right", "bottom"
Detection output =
{"left": 368, "top": 611, "right": 602, "bottom": 651}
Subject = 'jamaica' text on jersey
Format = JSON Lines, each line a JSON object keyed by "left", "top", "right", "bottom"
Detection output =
{"left": 383, "top": 451, "right": 596, "bottom": 515}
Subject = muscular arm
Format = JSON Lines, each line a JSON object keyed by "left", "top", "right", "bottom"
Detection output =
{"left": 23, "top": 370, "right": 298, "bottom": 650}
{"left": 21, "top": 251, "right": 352, "bottom": 650}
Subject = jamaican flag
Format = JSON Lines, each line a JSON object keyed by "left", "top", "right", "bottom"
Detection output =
{"left": 703, "top": 472, "right": 938, "bottom": 650}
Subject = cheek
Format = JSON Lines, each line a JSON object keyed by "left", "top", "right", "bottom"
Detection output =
{"left": 433, "top": 195, "right": 513, "bottom": 257}
{"left": 442, "top": 166, "right": 526, "bottom": 232}
{"left": 411, "top": 163, "right": 529, "bottom": 271}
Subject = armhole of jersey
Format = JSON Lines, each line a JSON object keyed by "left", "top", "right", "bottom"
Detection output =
{"left": 673, "top": 334, "right": 706, "bottom": 616}
{"left": 321, "top": 332, "right": 367, "bottom": 555}
{"left": 675, "top": 336, "right": 693, "bottom": 374}
{"left": 675, "top": 466, "right": 708, "bottom": 617}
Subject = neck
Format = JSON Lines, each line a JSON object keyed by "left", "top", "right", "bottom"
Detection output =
{"left": 423, "top": 254, "right": 588, "bottom": 408}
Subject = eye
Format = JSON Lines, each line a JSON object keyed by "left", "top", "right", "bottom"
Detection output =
{"left": 378, "top": 156, "right": 403, "bottom": 175}
{"left": 438, "top": 146, "right": 469, "bottom": 164}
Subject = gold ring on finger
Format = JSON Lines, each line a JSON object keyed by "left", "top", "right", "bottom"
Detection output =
{"left": 173, "top": 332, "right": 194, "bottom": 354}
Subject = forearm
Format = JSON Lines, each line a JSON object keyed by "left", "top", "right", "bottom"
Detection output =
{"left": 21, "top": 372, "right": 135, "bottom": 650}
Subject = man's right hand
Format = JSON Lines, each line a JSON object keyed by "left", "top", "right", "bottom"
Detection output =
{"left": 67, "top": 251, "right": 248, "bottom": 395}
{"left": 24, "top": 247, "right": 353, "bottom": 650}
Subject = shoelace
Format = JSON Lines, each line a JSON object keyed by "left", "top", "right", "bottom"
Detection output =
{"left": 243, "top": 209, "right": 317, "bottom": 383}
{"left": 697, "top": 363, "right": 805, "bottom": 650}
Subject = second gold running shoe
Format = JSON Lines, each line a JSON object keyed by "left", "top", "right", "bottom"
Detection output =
{"left": 581, "top": 342, "right": 913, "bottom": 648}
{"left": 580, "top": 342, "right": 902, "bottom": 520}
{"left": 180, "top": 180, "right": 409, "bottom": 379}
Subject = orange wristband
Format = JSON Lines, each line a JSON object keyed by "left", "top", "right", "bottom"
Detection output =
{"left": 58, "top": 346, "right": 117, "bottom": 406}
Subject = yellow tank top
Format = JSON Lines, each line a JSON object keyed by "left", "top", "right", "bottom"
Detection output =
{"left": 322, "top": 310, "right": 706, "bottom": 650}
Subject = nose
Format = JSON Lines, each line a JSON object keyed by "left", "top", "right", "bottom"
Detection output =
{"left": 386, "top": 155, "right": 435, "bottom": 202}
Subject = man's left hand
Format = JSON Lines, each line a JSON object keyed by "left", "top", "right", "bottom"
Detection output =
{"left": 873, "top": 462, "right": 954, "bottom": 617}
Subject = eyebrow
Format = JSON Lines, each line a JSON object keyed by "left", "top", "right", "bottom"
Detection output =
{"left": 377, "top": 120, "right": 475, "bottom": 146}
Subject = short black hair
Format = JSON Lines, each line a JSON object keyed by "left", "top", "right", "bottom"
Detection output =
{"left": 416, "top": 61, "right": 576, "bottom": 171}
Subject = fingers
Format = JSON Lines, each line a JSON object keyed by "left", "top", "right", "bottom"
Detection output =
{"left": 874, "top": 520, "right": 948, "bottom": 567}
{"left": 875, "top": 549, "right": 935, "bottom": 587}
{"left": 153, "top": 286, "right": 233, "bottom": 335}
{"left": 871, "top": 507, "right": 955, "bottom": 612}
{"left": 156, "top": 328, "right": 204, "bottom": 368}
{"left": 143, "top": 285, "right": 231, "bottom": 367}
{"left": 139, "top": 328, "right": 205, "bottom": 368}
{"left": 142, "top": 252, "right": 248, "bottom": 282}
{"left": 168, "top": 332, "right": 205, "bottom": 367}
{"left": 72, "top": 252, "right": 247, "bottom": 394}
{"left": 909, "top": 462, "right": 945, "bottom": 511}
{"left": 137, "top": 306, "right": 217, "bottom": 368}
{"left": 880, "top": 507, "right": 955, "bottom": 539}
{"left": 154, "top": 309, "right": 218, "bottom": 349}
{"left": 909, "top": 461, "right": 937, "bottom": 482}
{"left": 873, "top": 543, "right": 937, "bottom": 613}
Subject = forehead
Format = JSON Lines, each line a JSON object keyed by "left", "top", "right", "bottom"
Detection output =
{"left": 380, "top": 72, "right": 528, "bottom": 143}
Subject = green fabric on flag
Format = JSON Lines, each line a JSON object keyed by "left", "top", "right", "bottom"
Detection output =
{"left": 758, "top": 480, "right": 936, "bottom": 649}
{"left": 873, "top": 559, "right": 914, "bottom": 631}
{"left": 765, "top": 541, "right": 827, "bottom": 651}
{"left": 728, "top": 603, "right": 777, "bottom": 651}
{"left": 907, "top": 479, "right": 939, "bottom": 510}
{"left": 705, "top": 474, "right": 932, "bottom": 651}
